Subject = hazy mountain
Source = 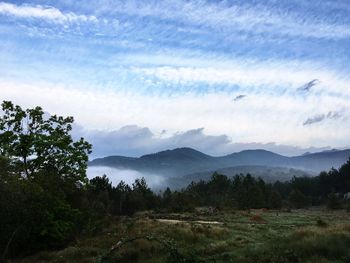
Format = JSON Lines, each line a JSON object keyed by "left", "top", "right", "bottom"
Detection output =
{"left": 89, "top": 147, "right": 350, "bottom": 178}
{"left": 90, "top": 147, "right": 225, "bottom": 177}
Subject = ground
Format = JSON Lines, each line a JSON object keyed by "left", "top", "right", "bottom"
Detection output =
{"left": 12, "top": 208, "right": 350, "bottom": 263}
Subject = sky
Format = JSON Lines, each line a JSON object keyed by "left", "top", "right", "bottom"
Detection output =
{"left": 0, "top": 0, "right": 350, "bottom": 158}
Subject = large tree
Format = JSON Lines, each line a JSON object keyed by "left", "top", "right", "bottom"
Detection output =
{"left": 0, "top": 101, "right": 92, "bottom": 183}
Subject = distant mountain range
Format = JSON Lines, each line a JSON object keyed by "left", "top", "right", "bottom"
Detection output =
{"left": 89, "top": 147, "right": 350, "bottom": 181}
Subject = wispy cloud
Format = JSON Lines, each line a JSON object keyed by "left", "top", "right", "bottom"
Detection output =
{"left": 5, "top": 0, "right": 348, "bottom": 41}
{"left": 298, "top": 79, "right": 320, "bottom": 92}
{"left": 82, "top": 0, "right": 350, "bottom": 39}
{"left": 233, "top": 95, "right": 246, "bottom": 102}
{"left": 303, "top": 111, "right": 342, "bottom": 126}
{"left": 133, "top": 62, "right": 349, "bottom": 95}
{"left": 303, "top": 114, "right": 326, "bottom": 126}
{"left": 0, "top": 2, "right": 97, "bottom": 23}
{"left": 1, "top": 80, "right": 349, "bottom": 152}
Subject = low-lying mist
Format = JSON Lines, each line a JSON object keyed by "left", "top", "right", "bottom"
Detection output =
{"left": 87, "top": 166, "right": 166, "bottom": 190}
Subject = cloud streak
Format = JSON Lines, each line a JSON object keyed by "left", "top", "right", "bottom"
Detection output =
{"left": 233, "top": 95, "right": 246, "bottom": 102}
{"left": 298, "top": 79, "right": 320, "bottom": 92}
{"left": 0, "top": 2, "right": 97, "bottom": 23}
{"left": 81, "top": 0, "right": 350, "bottom": 39}
{"left": 133, "top": 62, "right": 349, "bottom": 95}
{"left": 303, "top": 111, "right": 342, "bottom": 126}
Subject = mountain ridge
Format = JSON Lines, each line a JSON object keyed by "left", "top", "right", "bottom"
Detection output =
{"left": 89, "top": 147, "right": 350, "bottom": 177}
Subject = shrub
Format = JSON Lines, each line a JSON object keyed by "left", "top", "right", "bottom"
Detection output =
{"left": 327, "top": 193, "right": 342, "bottom": 210}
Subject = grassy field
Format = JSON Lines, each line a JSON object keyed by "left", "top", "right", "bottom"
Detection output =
{"left": 13, "top": 208, "right": 350, "bottom": 263}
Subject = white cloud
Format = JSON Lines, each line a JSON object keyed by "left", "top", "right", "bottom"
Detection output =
{"left": 133, "top": 63, "right": 349, "bottom": 95}
{"left": 79, "top": 125, "right": 334, "bottom": 157}
{"left": 1, "top": 79, "right": 349, "bottom": 153}
{"left": 0, "top": 2, "right": 97, "bottom": 23}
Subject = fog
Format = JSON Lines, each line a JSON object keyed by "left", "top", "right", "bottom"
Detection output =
{"left": 87, "top": 166, "right": 166, "bottom": 190}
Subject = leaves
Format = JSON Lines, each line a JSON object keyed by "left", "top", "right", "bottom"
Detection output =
{"left": 0, "top": 100, "right": 92, "bottom": 183}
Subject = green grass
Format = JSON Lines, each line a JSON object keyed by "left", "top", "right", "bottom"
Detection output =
{"left": 11, "top": 208, "right": 350, "bottom": 263}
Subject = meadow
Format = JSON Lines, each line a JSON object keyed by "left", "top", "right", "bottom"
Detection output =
{"left": 13, "top": 208, "right": 350, "bottom": 263}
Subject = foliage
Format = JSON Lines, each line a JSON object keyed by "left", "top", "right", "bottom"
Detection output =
{"left": 327, "top": 192, "right": 343, "bottom": 210}
{"left": 288, "top": 189, "right": 309, "bottom": 209}
{"left": 0, "top": 101, "right": 91, "bottom": 260}
{"left": 0, "top": 100, "right": 91, "bottom": 182}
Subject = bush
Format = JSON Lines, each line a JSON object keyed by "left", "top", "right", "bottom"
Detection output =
{"left": 327, "top": 193, "right": 342, "bottom": 210}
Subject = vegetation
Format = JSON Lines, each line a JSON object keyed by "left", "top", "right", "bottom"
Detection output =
{"left": 1, "top": 101, "right": 350, "bottom": 262}
{"left": 0, "top": 101, "right": 92, "bottom": 260}
{"left": 9, "top": 210, "right": 350, "bottom": 263}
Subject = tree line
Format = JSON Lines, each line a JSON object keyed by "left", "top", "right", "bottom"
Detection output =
{"left": 89, "top": 159, "right": 350, "bottom": 215}
{"left": 0, "top": 101, "right": 349, "bottom": 260}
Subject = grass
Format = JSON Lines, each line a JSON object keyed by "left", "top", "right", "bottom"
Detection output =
{"left": 10, "top": 208, "right": 350, "bottom": 263}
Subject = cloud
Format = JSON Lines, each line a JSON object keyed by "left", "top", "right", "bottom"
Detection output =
{"left": 303, "top": 114, "right": 326, "bottom": 125}
{"left": 298, "top": 79, "right": 320, "bottom": 92}
{"left": 6, "top": 0, "right": 348, "bottom": 41}
{"left": 233, "top": 95, "right": 246, "bottom": 102}
{"left": 74, "top": 124, "right": 334, "bottom": 158}
{"left": 0, "top": 2, "right": 97, "bottom": 23}
{"left": 1, "top": 80, "right": 349, "bottom": 153}
{"left": 303, "top": 111, "right": 342, "bottom": 126}
{"left": 78, "top": 0, "right": 350, "bottom": 39}
{"left": 79, "top": 126, "right": 231, "bottom": 157}
{"left": 133, "top": 63, "right": 348, "bottom": 95}
{"left": 327, "top": 111, "right": 342, "bottom": 120}
{"left": 87, "top": 166, "right": 165, "bottom": 188}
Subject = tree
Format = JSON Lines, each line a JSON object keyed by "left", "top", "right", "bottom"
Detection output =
{"left": 89, "top": 175, "right": 112, "bottom": 194}
{"left": 288, "top": 189, "right": 309, "bottom": 209}
{"left": 128, "top": 177, "right": 157, "bottom": 213}
{"left": 88, "top": 175, "right": 113, "bottom": 215}
{"left": 0, "top": 101, "right": 92, "bottom": 258}
{"left": 111, "top": 181, "right": 131, "bottom": 215}
{"left": 339, "top": 158, "right": 350, "bottom": 193}
{"left": 327, "top": 192, "right": 342, "bottom": 210}
{"left": 0, "top": 101, "right": 92, "bottom": 183}
{"left": 162, "top": 187, "right": 172, "bottom": 208}
{"left": 269, "top": 191, "right": 282, "bottom": 209}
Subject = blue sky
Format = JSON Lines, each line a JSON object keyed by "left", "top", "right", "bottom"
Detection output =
{"left": 1, "top": 0, "right": 350, "bottom": 157}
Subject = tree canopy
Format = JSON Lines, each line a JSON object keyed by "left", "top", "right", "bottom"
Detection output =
{"left": 0, "top": 100, "right": 92, "bottom": 183}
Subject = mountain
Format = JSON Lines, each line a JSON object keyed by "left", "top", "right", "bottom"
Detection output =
{"left": 221, "top": 149, "right": 290, "bottom": 167}
{"left": 89, "top": 147, "right": 350, "bottom": 178}
{"left": 290, "top": 149, "right": 350, "bottom": 172}
{"left": 90, "top": 147, "right": 225, "bottom": 177}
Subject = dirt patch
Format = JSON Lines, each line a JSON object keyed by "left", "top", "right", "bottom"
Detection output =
{"left": 157, "top": 219, "right": 223, "bottom": 225}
